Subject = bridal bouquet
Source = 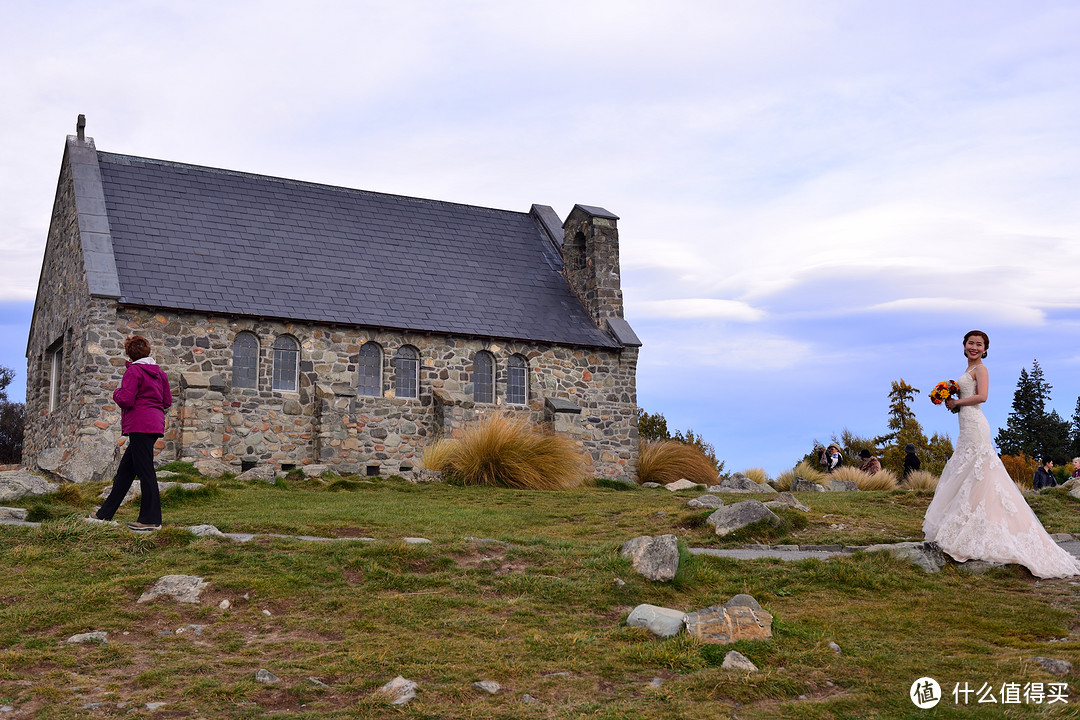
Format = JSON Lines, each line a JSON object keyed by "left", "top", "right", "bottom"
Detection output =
{"left": 929, "top": 380, "right": 960, "bottom": 413}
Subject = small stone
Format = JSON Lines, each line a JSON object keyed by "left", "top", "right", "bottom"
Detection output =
{"left": 67, "top": 631, "right": 108, "bottom": 644}
{"left": 378, "top": 676, "right": 418, "bottom": 705}
{"left": 522, "top": 694, "right": 539, "bottom": 704}
{"left": 725, "top": 594, "right": 763, "bottom": 612}
{"left": 626, "top": 604, "right": 686, "bottom": 638}
{"left": 620, "top": 534, "right": 679, "bottom": 582}
{"left": 472, "top": 680, "right": 500, "bottom": 694}
{"left": 219, "top": 599, "right": 231, "bottom": 610}
{"left": 649, "top": 677, "right": 663, "bottom": 689}
{"left": 255, "top": 669, "right": 279, "bottom": 684}
{"left": 138, "top": 575, "right": 209, "bottom": 604}
{"left": 722, "top": 650, "right": 758, "bottom": 672}
{"left": 187, "top": 524, "right": 227, "bottom": 538}
{"left": 145, "top": 702, "right": 166, "bottom": 710}
{"left": 307, "top": 677, "right": 329, "bottom": 687}
{"left": 828, "top": 641, "right": 842, "bottom": 655}
{"left": 612, "top": 578, "right": 626, "bottom": 587}
{"left": 262, "top": 609, "right": 272, "bottom": 616}
{"left": 687, "top": 494, "right": 724, "bottom": 509}
{"left": 1031, "top": 656, "right": 1071, "bottom": 676}
{"left": 665, "top": 479, "right": 705, "bottom": 491}
{"left": 403, "top": 537, "right": 432, "bottom": 544}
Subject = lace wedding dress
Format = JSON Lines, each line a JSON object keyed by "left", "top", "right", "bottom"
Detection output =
{"left": 923, "top": 370, "right": 1080, "bottom": 578}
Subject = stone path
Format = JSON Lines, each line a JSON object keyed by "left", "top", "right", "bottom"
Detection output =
{"left": 690, "top": 535, "right": 1080, "bottom": 562}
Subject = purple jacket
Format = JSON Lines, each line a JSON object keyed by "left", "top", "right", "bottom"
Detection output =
{"left": 113, "top": 359, "right": 173, "bottom": 435}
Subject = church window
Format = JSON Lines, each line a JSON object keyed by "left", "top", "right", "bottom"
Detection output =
{"left": 272, "top": 335, "right": 299, "bottom": 392}
{"left": 232, "top": 332, "right": 259, "bottom": 389}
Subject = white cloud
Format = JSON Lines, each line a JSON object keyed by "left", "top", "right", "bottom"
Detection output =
{"left": 630, "top": 298, "right": 764, "bottom": 321}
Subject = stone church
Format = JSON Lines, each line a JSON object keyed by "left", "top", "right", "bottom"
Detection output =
{"left": 24, "top": 119, "right": 641, "bottom": 484}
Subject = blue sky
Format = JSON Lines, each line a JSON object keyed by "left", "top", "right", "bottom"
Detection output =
{"left": 3, "top": 1, "right": 1080, "bottom": 475}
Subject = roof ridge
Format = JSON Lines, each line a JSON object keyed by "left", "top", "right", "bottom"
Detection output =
{"left": 96, "top": 150, "right": 533, "bottom": 218}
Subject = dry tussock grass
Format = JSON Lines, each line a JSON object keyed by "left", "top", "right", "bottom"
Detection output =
{"left": 831, "top": 466, "right": 872, "bottom": 487}
{"left": 422, "top": 415, "right": 585, "bottom": 490}
{"left": 862, "top": 469, "right": 899, "bottom": 491}
{"left": 774, "top": 461, "right": 827, "bottom": 491}
{"left": 741, "top": 467, "right": 771, "bottom": 485}
{"left": 902, "top": 469, "right": 939, "bottom": 491}
{"left": 637, "top": 440, "right": 718, "bottom": 485}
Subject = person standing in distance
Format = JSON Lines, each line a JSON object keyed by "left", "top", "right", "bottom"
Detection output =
{"left": 90, "top": 335, "right": 172, "bottom": 531}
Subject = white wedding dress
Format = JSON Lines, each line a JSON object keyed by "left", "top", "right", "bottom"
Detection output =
{"left": 923, "top": 370, "right": 1080, "bottom": 578}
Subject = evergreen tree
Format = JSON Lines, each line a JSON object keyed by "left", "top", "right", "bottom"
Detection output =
{"left": 879, "top": 379, "right": 932, "bottom": 474}
{"left": 995, "top": 360, "right": 1070, "bottom": 461}
{"left": 0, "top": 365, "right": 24, "bottom": 464}
{"left": 1071, "top": 397, "right": 1080, "bottom": 458}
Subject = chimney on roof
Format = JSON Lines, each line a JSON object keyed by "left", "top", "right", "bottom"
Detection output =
{"left": 562, "top": 204, "right": 625, "bottom": 328}
{"left": 76, "top": 114, "right": 85, "bottom": 142}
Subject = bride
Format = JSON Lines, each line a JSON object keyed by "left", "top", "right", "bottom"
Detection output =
{"left": 922, "top": 330, "right": 1080, "bottom": 578}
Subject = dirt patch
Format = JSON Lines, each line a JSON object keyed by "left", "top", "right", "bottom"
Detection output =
{"left": 333, "top": 526, "right": 373, "bottom": 538}
{"left": 452, "top": 544, "right": 530, "bottom": 575}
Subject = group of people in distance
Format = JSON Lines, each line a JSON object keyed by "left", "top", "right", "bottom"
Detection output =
{"left": 816, "top": 443, "right": 918, "bottom": 479}
{"left": 1032, "top": 456, "right": 1080, "bottom": 490}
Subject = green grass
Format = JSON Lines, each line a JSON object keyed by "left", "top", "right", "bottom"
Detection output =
{"left": 2, "top": 478, "right": 1080, "bottom": 718}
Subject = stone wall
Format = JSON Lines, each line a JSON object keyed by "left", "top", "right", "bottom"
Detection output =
{"left": 51, "top": 304, "right": 638, "bottom": 481}
{"left": 24, "top": 144, "right": 128, "bottom": 483}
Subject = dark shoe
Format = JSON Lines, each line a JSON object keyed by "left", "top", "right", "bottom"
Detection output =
{"left": 88, "top": 511, "right": 107, "bottom": 521}
{"left": 127, "top": 521, "right": 161, "bottom": 532}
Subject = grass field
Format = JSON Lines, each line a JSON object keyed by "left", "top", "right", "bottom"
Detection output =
{"left": 2, "top": 466, "right": 1080, "bottom": 719}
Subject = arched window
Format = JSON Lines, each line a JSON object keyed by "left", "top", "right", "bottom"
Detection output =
{"left": 272, "top": 336, "right": 299, "bottom": 392}
{"left": 394, "top": 346, "right": 419, "bottom": 399}
{"left": 232, "top": 332, "right": 259, "bottom": 389}
{"left": 507, "top": 354, "right": 528, "bottom": 405}
{"left": 473, "top": 351, "right": 495, "bottom": 403}
{"left": 358, "top": 342, "right": 382, "bottom": 396}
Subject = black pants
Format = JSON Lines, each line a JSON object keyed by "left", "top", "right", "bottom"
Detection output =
{"left": 98, "top": 432, "right": 162, "bottom": 524}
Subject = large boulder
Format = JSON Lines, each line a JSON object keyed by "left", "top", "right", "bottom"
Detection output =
{"left": 237, "top": 465, "right": 278, "bottom": 483}
{"left": 709, "top": 473, "right": 777, "bottom": 494}
{"left": 620, "top": 535, "right": 680, "bottom": 581}
{"left": 706, "top": 500, "right": 782, "bottom": 537}
{"left": 684, "top": 604, "right": 773, "bottom": 644}
{"left": 791, "top": 477, "right": 828, "bottom": 492}
{"left": 863, "top": 541, "right": 945, "bottom": 573}
{"left": 687, "top": 494, "right": 724, "bottom": 509}
{"left": 0, "top": 470, "right": 59, "bottom": 502}
{"left": 37, "top": 440, "right": 124, "bottom": 484}
{"left": 765, "top": 492, "right": 810, "bottom": 512}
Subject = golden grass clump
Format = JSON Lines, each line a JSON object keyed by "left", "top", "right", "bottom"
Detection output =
{"left": 774, "top": 461, "right": 827, "bottom": 491}
{"left": 830, "top": 466, "right": 872, "bottom": 487}
{"left": 902, "top": 469, "right": 939, "bottom": 491}
{"left": 637, "top": 440, "right": 719, "bottom": 486}
{"left": 861, "top": 469, "right": 899, "bottom": 491}
{"left": 422, "top": 415, "right": 585, "bottom": 490}
{"left": 741, "top": 467, "right": 771, "bottom": 485}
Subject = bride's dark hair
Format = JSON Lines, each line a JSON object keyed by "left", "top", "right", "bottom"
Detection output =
{"left": 964, "top": 330, "right": 989, "bottom": 359}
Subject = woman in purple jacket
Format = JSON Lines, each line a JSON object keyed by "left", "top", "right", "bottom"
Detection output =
{"left": 90, "top": 335, "right": 173, "bottom": 531}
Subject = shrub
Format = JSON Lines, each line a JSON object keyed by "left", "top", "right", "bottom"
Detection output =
{"left": 862, "top": 469, "right": 899, "bottom": 491}
{"left": 740, "top": 467, "right": 771, "bottom": 485}
{"left": 903, "top": 470, "right": 939, "bottom": 491}
{"left": 1000, "top": 454, "right": 1039, "bottom": 485}
{"left": 831, "top": 466, "right": 872, "bottom": 487}
{"left": 774, "top": 461, "right": 827, "bottom": 491}
{"left": 422, "top": 415, "right": 585, "bottom": 490}
{"left": 637, "top": 440, "right": 719, "bottom": 486}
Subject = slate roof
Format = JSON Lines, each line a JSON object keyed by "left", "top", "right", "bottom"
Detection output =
{"left": 95, "top": 152, "right": 620, "bottom": 348}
